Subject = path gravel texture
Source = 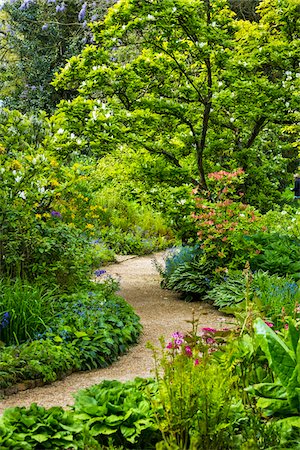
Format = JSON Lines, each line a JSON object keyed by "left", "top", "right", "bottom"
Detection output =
{"left": 0, "top": 251, "right": 230, "bottom": 413}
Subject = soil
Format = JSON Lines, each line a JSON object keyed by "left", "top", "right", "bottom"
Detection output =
{"left": 0, "top": 251, "right": 231, "bottom": 414}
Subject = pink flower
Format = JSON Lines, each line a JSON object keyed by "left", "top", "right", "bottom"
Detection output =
{"left": 166, "top": 342, "right": 173, "bottom": 349}
{"left": 206, "top": 337, "right": 216, "bottom": 345}
{"left": 201, "top": 327, "right": 216, "bottom": 334}
{"left": 185, "top": 346, "right": 192, "bottom": 357}
{"left": 264, "top": 321, "right": 274, "bottom": 328}
{"left": 284, "top": 324, "right": 289, "bottom": 330}
{"left": 194, "top": 359, "right": 200, "bottom": 366}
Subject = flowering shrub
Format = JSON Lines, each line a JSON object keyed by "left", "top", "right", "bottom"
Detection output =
{"left": 0, "top": 109, "right": 103, "bottom": 286}
{"left": 192, "top": 169, "right": 263, "bottom": 271}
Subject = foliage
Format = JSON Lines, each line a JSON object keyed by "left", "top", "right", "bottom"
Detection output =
{"left": 73, "top": 378, "right": 160, "bottom": 449}
{"left": 208, "top": 270, "right": 300, "bottom": 326}
{"left": 162, "top": 259, "right": 214, "bottom": 301}
{"left": 53, "top": 0, "right": 299, "bottom": 210}
{"left": 91, "top": 148, "right": 195, "bottom": 243}
{"left": 0, "top": 109, "right": 103, "bottom": 287}
{"left": 250, "top": 318, "right": 300, "bottom": 418}
{"left": 0, "top": 278, "right": 58, "bottom": 345}
{"left": 159, "top": 245, "right": 202, "bottom": 280}
{"left": 150, "top": 325, "right": 282, "bottom": 450}
{"left": 0, "top": 281, "right": 142, "bottom": 388}
{"left": 0, "top": 403, "right": 98, "bottom": 449}
{"left": 0, "top": 0, "right": 116, "bottom": 112}
{"left": 91, "top": 188, "right": 174, "bottom": 254}
{"left": 193, "top": 169, "right": 263, "bottom": 269}
{"left": 0, "top": 338, "right": 80, "bottom": 387}
{"left": 248, "top": 232, "right": 300, "bottom": 280}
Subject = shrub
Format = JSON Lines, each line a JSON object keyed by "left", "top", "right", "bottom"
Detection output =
{"left": 158, "top": 245, "right": 215, "bottom": 300}
{"left": 192, "top": 169, "right": 263, "bottom": 270}
{"left": 248, "top": 232, "right": 300, "bottom": 280}
{"left": 73, "top": 378, "right": 160, "bottom": 449}
{"left": 0, "top": 404, "right": 98, "bottom": 449}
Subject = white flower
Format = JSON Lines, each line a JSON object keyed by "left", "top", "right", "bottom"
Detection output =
{"left": 38, "top": 186, "right": 45, "bottom": 194}
{"left": 15, "top": 176, "right": 22, "bottom": 183}
{"left": 57, "top": 128, "right": 64, "bottom": 135}
{"left": 18, "top": 191, "right": 26, "bottom": 200}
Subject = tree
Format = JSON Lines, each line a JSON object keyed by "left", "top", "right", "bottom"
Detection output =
{"left": 53, "top": 0, "right": 300, "bottom": 209}
{"left": 0, "top": 0, "right": 115, "bottom": 112}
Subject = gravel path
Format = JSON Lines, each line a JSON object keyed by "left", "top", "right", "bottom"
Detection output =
{"left": 0, "top": 251, "right": 230, "bottom": 413}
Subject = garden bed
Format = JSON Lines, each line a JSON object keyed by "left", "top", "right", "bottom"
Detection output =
{"left": 0, "top": 278, "right": 142, "bottom": 395}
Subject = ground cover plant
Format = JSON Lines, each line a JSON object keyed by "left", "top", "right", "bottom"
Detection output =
{"left": 0, "top": 278, "right": 142, "bottom": 389}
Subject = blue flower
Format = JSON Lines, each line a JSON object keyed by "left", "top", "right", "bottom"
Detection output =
{"left": 0, "top": 311, "right": 10, "bottom": 330}
{"left": 94, "top": 269, "right": 106, "bottom": 277}
{"left": 51, "top": 210, "right": 62, "bottom": 218}
{"left": 78, "top": 2, "right": 87, "bottom": 21}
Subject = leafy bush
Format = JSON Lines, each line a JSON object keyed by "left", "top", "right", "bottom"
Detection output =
{"left": 250, "top": 318, "right": 300, "bottom": 418}
{"left": 192, "top": 169, "right": 263, "bottom": 270}
{"left": 73, "top": 378, "right": 160, "bottom": 449}
{"left": 0, "top": 278, "right": 58, "bottom": 345}
{"left": 158, "top": 245, "right": 215, "bottom": 300}
{"left": 248, "top": 232, "right": 300, "bottom": 280}
{"left": 0, "top": 403, "right": 98, "bottom": 449}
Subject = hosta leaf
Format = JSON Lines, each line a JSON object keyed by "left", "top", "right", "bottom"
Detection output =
{"left": 31, "top": 433, "right": 49, "bottom": 443}
{"left": 90, "top": 423, "right": 117, "bottom": 436}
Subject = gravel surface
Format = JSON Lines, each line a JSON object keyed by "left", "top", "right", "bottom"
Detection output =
{"left": 0, "top": 251, "right": 231, "bottom": 413}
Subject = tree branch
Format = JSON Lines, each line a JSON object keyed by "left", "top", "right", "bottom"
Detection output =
{"left": 246, "top": 116, "right": 266, "bottom": 148}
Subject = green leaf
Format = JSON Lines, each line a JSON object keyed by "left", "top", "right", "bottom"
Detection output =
{"left": 254, "top": 318, "right": 296, "bottom": 388}
{"left": 31, "top": 433, "right": 49, "bottom": 443}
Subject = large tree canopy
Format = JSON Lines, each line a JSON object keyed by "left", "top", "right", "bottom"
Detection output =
{"left": 52, "top": 0, "right": 299, "bottom": 209}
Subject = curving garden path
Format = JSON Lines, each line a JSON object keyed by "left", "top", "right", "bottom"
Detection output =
{"left": 0, "top": 251, "right": 230, "bottom": 414}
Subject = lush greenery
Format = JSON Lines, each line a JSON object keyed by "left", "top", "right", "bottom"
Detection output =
{"left": 1, "top": 318, "right": 300, "bottom": 449}
{"left": 0, "top": 280, "right": 141, "bottom": 389}
{"left": 0, "top": 0, "right": 300, "bottom": 447}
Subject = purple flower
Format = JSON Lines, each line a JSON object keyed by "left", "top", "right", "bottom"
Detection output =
{"left": 94, "top": 269, "right": 106, "bottom": 277}
{"left": 51, "top": 210, "right": 62, "bottom": 218}
{"left": 78, "top": 2, "right": 87, "bottom": 21}
{"left": 42, "top": 24, "right": 49, "bottom": 31}
{"left": 56, "top": 3, "right": 65, "bottom": 12}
